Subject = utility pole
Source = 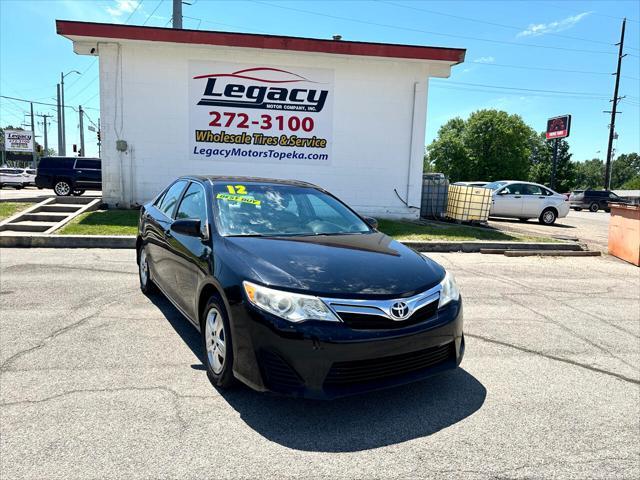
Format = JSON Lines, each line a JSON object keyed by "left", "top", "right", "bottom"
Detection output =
{"left": 172, "top": 0, "right": 183, "bottom": 28}
{"left": 604, "top": 18, "right": 626, "bottom": 190}
{"left": 78, "top": 105, "right": 85, "bottom": 157}
{"left": 60, "top": 72, "right": 66, "bottom": 155}
{"left": 30, "top": 102, "right": 37, "bottom": 168}
{"left": 37, "top": 113, "right": 53, "bottom": 152}
{"left": 56, "top": 84, "right": 64, "bottom": 155}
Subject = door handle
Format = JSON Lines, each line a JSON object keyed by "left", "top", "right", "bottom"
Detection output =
{"left": 538, "top": 196, "right": 546, "bottom": 199}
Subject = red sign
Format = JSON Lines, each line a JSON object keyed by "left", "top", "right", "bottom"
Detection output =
{"left": 546, "top": 115, "right": 571, "bottom": 139}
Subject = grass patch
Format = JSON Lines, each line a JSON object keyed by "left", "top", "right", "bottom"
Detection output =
{"left": 58, "top": 209, "right": 139, "bottom": 236}
{"left": 377, "top": 219, "right": 552, "bottom": 242}
{"left": 0, "top": 202, "right": 33, "bottom": 220}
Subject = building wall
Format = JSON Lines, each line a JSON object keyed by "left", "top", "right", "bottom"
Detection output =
{"left": 98, "top": 40, "right": 445, "bottom": 218}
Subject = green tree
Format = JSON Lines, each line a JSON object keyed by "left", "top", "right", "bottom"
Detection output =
{"left": 427, "top": 110, "right": 535, "bottom": 182}
{"left": 528, "top": 132, "right": 575, "bottom": 192}
{"left": 621, "top": 176, "right": 640, "bottom": 189}
{"left": 611, "top": 153, "right": 640, "bottom": 189}
{"left": 573, "top": 159, "right": 604, "bottom": 189}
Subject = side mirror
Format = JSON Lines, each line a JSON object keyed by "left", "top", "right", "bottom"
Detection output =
{"left": 363, "top": 216, "right": 379, "bottom": 229}
{"left": 172, "top": 218, "right": 202, "bottom": 237}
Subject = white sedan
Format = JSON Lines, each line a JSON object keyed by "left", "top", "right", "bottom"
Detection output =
{"left": 0, "top": 167, "right": 28, "bottom": 189}
{"left": 485, "top": 180, "right": 570, "bottom": 225}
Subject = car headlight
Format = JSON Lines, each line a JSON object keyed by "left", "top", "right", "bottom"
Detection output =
{"left": 243, "top": 281, "right": 340, "bottom": 323}
{"left": 438, "top": 271, "right": 460, "bottom": 307}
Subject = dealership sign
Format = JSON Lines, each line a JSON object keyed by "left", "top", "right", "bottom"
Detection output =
{"left": 4, "top": 130, "right": 34, "bottom": 152}
{"left": 189, "top": 62, "right": 333, "bottom": 163}
{"left": 546, "top": 115, "right": 571, "bottom": 140}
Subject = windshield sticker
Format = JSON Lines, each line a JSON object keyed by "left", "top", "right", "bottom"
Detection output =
{"left": 226, "top": 185, "right": 247, "bottom": 195}
{"left": 216, "top": 193, "right": 261, "bottom": 206}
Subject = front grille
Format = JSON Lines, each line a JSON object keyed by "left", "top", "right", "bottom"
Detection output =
{"left": 323, "top": 342, "right": 454, "bottom": 386}
{"left": 259, "top": 351, "right": 304, "bottom": 392}
{"left": 338, "top": 300, "right": 438, "bottom": 330}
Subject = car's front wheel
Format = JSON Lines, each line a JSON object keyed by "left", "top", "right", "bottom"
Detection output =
{"left": 572, "top": 207, "right": 582, "bottom": 211}
{"left": 138, "top": 245, "right": 156, "bottom": 295}
{"left": 589, "top": 202, "right": 599, "bottom": 212}
{"left": 202, "top": 296, "right": 235, "bottom": 388}
{"left": 539, "top": 208, "right": 557, "bottom": 225}
{"left": 54, "top": 180, "right": 72, "bottom": 196}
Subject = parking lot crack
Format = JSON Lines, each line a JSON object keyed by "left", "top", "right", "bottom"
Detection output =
{"left": 467, "top": 333, "right": 640, "bottom": 385}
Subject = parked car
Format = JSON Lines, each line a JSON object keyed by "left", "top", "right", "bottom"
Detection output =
{"left": 485, "top": 180, "right": 570, "bottom": 225}
{"left": 452, "top": 181, "right": 489, "bottom": 187}
{"left": 569, "top": 190, "right": 625, "bottom": 212}
{"left": 0, "top": 167, "right": 28, "bottom": 189}
{"left": 23, "top": 168, "right": 36, "bottom": 186}
{"left": 137, "top": 176, "right": 464, "bottom": 399}
{"left": 35, "top": 157, "right": 101, "bottom": 196}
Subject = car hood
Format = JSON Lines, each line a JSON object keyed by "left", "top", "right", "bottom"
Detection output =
{"left": 221, "top": 232, "right": 445, "bottom": 298}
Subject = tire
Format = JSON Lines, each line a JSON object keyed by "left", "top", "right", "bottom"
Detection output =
{"left": 54, "top": 180, "right": 72, "bottom": 196}
{"left": 72, "top": 189, "right": 85, "bottom": 196}
{"left": 202, "top": 296, "right": 235, "bottom": 388}
{"left": 539, "top": 208, "right": 557, "bottom": 225}
{"left": 589, "top": 202, "right": 599, "bottom": 212}
{"left": 14, "top": 185, "right": 23, "bottom": 190}
{"left": 518, "top": 218, "right": 529, "bottom": 222}
{"left": 137, "top": 244, "right": 157, "bottom": 295}
{"left": 573, "top": 207, "right": 582, "bottom": 211}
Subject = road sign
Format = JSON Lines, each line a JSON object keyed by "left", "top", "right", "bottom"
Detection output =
{"left": 546, "top": 115, "right": 571, "bottom": 140}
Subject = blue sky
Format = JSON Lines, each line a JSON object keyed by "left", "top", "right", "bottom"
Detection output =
{"left": 1, "top": 0, "right": 639, "bottom": 160}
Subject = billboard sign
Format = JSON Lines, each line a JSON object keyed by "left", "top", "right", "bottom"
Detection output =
{"left": 189, "top": 62, "right": 333, "bottom": 164}
{"left": 546, "top": 115, "right": 571, "bottom": 140}
{"left": 4, "top": 130, "right": 34, "bottom": 152}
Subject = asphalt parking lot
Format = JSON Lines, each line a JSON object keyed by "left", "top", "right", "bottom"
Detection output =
{"left": 489, "top": 209, "right": 611, "bottom": 251}
{"left": 1, "top": 248, "right": 639, "bottom": 479}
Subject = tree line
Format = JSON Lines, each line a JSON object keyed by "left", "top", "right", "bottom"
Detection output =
{"left": 425, "top": 109, "right": 640, "bottom": 192}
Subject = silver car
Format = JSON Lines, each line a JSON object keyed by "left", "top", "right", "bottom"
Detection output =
{"left": 485, "top": 180, "right": 570, "bottom": 225}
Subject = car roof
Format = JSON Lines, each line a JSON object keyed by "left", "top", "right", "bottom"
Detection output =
{"left": 183, "top": 175, "right": 321, "bottom": 188}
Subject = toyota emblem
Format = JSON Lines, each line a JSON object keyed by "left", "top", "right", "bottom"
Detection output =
{"left": 390, "top": 302, "right": 410, "bottom": 320}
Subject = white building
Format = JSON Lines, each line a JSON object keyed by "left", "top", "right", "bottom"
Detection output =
{"left": 57, "top": 21, "right": 464, "bottom": 218}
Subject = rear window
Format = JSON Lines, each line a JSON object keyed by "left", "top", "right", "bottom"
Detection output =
{"left": 38, "top": 157, "right": 75, "bottom": 169}
{"left": 75, "top": 159, "right": 101, "bottom": 170}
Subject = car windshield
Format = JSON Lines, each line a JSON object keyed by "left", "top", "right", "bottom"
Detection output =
{"left": 213, "top": 183, "right": 372, "bottom": 237}
{"left": 484, "top": 181, "right": 508, "bottom": 191}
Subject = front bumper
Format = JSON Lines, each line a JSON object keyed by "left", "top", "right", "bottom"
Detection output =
{"left": 228, "top": 298, "right": 464, "bottom": 399}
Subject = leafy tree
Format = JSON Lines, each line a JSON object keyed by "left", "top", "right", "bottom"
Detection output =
{"left": 528, "top": 132, "right": 575, "bottom": 192}
{"left": 611, "top": 153, "right": 640, "bottom": 189}
{"left": 427, "top": 110, "right": 534, "bottom": 182}
{"left": 621, "top": 176, "right": 640, "bottom": 190}
{"left": 573, "top": 159, "right": 604, "bottom": 189}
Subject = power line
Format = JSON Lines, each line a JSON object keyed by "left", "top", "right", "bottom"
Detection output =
{"left": 431, "top": 80, "right": 613, "bottom": 98}
{"left": 469, "top": 61, "right": 614, "bottom": 77}
{"left": 142, "top": 0, "right": 165, "bottom": 26}
{"left": 124, "top": 0, "right": 145, "bottom": 24}
{"left": 0, "top": 95, "right": 99, "bottom": 111}
{"left": 250, "top": 0, "right": 617, "bottom": 55}
{"left": 380, "top": 0, "right": 627, "bottom": 48}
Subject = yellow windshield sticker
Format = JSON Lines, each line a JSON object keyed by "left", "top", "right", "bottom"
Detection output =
{"left": 226, "top": 185, "right": 247, "bottom": 195}
{"left": 216, "top": 193, "right": 261, "bottom": 206}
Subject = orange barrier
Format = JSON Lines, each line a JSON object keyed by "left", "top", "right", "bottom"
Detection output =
{"left": 608, "top": 203, "right": 640, "bottom": 266}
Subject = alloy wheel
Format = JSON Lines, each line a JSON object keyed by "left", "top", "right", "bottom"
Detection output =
{"left": 205, "top": 308, "right": 226, "bottom": 375}
{"left": 54, "top": 181, "right": 71, "bottom": 196}
{"left": 139, "top": 248, "right": 149, "bottom": 287}
{"left": 543, "top": 210, "right": 555, "bottom": 224}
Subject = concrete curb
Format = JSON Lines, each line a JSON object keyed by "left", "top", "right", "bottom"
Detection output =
{"left": 0, "top": 235, "right": 587, "bottom": 252}
{"left": 0, "top": 234, "right": 135, "bottom": 249}
{"left": 503, "top": 250, "right": 601, "bottom": 257}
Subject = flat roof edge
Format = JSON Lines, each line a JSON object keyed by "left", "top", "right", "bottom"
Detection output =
{"left": 56, "top": 20, "right": 466, "bottom": 64}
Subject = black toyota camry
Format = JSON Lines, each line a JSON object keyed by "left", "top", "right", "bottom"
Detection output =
{"left": 137, "top": 176, "right": 464, "bottom": 399}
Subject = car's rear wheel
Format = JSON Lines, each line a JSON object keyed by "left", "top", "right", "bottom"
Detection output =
{"left": 202, "top": 296, "right": 235, "bottom": 388}
{"left": 539, "top": 208, "right": 557, "bottom": 225}
{"left": 54, "top": 180, "right": 72, "bottom": 196}
{"left": 573, "top": 207, "right": 582, "bottom": 211}
{"left": 589, "top": 202, "right": 599, "bottom": 212}
{"left": 138, "top": 245, "right": 156, "bottom": 295}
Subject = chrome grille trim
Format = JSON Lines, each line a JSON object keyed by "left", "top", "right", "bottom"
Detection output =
{"left": 319, "top": 284, "right": 441, "bottom": 322}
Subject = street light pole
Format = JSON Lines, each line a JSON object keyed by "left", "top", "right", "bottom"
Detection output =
{"left": 79, "top": 105, "right": 85, "bottom": 157}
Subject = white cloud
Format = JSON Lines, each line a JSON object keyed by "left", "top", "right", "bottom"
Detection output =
{"left": 473, "top": 56, "right": 495, "bottom": 64}
{"left": 518, "top": 12, "right": 592, "bottom": 37}
{"left": 106, "top": 0, "right": 140, "bottom": 18}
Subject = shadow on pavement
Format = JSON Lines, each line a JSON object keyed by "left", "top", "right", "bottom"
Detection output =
{"left": 149, "top": 291, "right": 487, "bottom": 452}
{"left": 489, "top": 217, "right": 576, "bottom": 229}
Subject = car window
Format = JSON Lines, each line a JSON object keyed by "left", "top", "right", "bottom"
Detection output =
{"left": 522, "top": 184, "right": 544, "bottom": 195}
{"left": 484, "top": 181, "right": 508, "bottom": 191}
{"left": 213, "top": 183, "right": 371, "bottom": 236}
{"left": 500, "top": 184, "right": 525, "bottom": 195}
{"left": 175, "top": 182, "right": 207, "bottom": 221}
{"left": 75, "top": 159, "right": 100, "bottom": 169}
{"left": 158, "top": 180, "right": 187, "bottom": 218}
{"left": 609, "top": 193, "right": 619, "bottom": 199}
